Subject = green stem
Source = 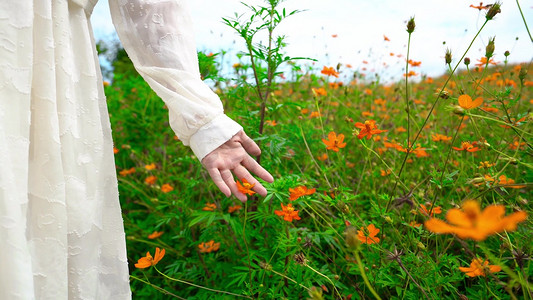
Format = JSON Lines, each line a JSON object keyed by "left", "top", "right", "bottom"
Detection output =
{"left": 154, "top": 267, "right": 252, "bottom": 299}
{"left": 354, "top": 251, "right": 382, "bottom": 300}
{"left": 305, "top": 264, "right": 343, "bottom": 299}
{"left": 516, "top": 0, "right": 533, "bottom": 43}
{"left": 130, "top": 275, "right": 185, "bottom": 299}
{"left": 405, "top": 32, "right": 412, "bottom": 145}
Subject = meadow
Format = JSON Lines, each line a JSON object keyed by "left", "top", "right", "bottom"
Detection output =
{"left": 100, "top": 1, "right": 531, "bottom": 299}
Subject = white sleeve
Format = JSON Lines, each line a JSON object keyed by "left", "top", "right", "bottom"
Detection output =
{"left": 108, "top": 0, "right": 242, "bottom": 161}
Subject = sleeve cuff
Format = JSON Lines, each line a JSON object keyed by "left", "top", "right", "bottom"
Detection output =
{"left": 189, "top": 114, "right": 243, "bottom": 162}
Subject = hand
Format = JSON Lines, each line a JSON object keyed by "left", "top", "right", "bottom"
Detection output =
{"left": 201, "top": 130, "right": 274, "bottom": 202}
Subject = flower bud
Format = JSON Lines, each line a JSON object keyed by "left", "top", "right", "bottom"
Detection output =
{"left": 504, "top": 50, "right": 510, "bottom": 57}
{"left": 464, "top": 57, "right": 470, "bottom": 66}
{"left": 468, "top": 177, "right": 485, "bottom": 185}
{"left": 416, "top": 241, "right": 426, "bottom": 249}
{"left": 485, "top": 37, "right": 495, "bottom": 59}
{"left": 406, "top": 17, "right": 416, "bottom": 33}
{"left": 519, "top": 67, "right": 527, "bottom": 82}
{"left": 452, "top": 105, "right": 465, "bottom": 116}
{"left": 308, "top": 287, "right": 324, "bottom": 300}
{"left": 445, "top": 48, "right": 452, "bottom": 65}
{"left": 486, "top": 2, "right": 502, "bottom": 20}
{"left": 344, "top": 226, "right": 361, "bottom": 251}
{"left": 384, "top": 216, "right": 393, "bottom": 224}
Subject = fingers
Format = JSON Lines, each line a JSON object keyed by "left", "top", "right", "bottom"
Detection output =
{"left": 238, "top": 131, "right": 261, "bottom": 157}
{"left": 206, "top": 168, "right": 231, "bottom": 198}
{"left": 242, "top": 155, "right": 274, "bottom": 183}
{"left": 233, "top": 165, "right": 268, "bottom": 197}
{"left": 220, "top": 169, "right": 247, "bottom": 202}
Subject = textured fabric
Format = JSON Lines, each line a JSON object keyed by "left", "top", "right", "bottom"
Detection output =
{"left": 0, "top": 0, "right": 240, "bottom": 298}
{"left": 109, "top": 0, "right": 242, "bottom": 160}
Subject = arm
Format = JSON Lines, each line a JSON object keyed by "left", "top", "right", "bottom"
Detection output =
{"left": 109, "top": 0, "right": 273, "bottom": 201}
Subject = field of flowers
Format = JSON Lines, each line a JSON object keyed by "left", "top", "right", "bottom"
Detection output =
{"left": 101, "top": 1, "right": 531, "bottom": 299}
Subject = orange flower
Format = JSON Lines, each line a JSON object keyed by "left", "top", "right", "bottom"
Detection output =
{"left": 320, "top": 66, "right": 339, "bottom": 78}
{"left": 301, "top": 108, "right": 309, "bottom": 114}
{"left": 228, "top": 204, "right": 242, "bottom": 213}
{"left": 453, "top": 141, "right": 480, "bottom": 152}
{"left": 274, "top": 203, "right": 301, "bottom": 222}
{"left": 322, "top": 131, "right": 347, "bottom": 152}
{"left": 469, "top": 3, "right": 491, "bottom": 10}
{"left": 374, "top": 98, "right": 386, "bottom": 105}
{"left": 203, "top": 203, "right": 217, "bottom": 211}
{"left": 113, "top": 147, "right": 119, "bottom": 154}
{"left": 148, "top": 231, "right": 164, "bottom": 239}
{"left": 395, "top": 127, "right": 407, "bottom": 133}
{"left": 424, "top": 200, "right": 527, "bottom": 241}
{"left": 357, "top": 224, "right": 380, "bottom": 244}
{"left": 475, "top": 57, "right": 497, "bottom": 67}
{"left": 432, "top": 134, "right": 452, "bottom": 142}
{"left": 237, "top": 178, "right": 256, "bottom": 196}
{"left": 409, "top": 221, "right": 422, "bottom": 228}
{"left": 497, "top": 175, "right": 526, "bottom": 189}
{"left": 459, "top": 258, "right": 501, "bottom": 277}
{"left": 478, "top": 161, "right": 495, "bottom": 169}
{"left": 458, "top": 94, "right": 483, "bottom": 110}
{"left": 403, "top": 70, "right": 418, "bottom": 77}
{"left": 329, "top": 82, "right": 343, "bottom": 89}
{"left": 135, "top": 247, "right": 165, "bottom": 269}
{"left": 198, "top": 240, "right": 221, "bottom": 253}
{"left": 317, "top": 153, "right": 328, "bottom": 161}
{"left": 354, "top": 120, "right": 388, "bottom": 140}
{"left": 408, "top": 59, "right": 421, "bottom": 67}
{"left": 380, "top": 169, "right": 391, "bottom": 177}
{"left": 383, "top": 35, "right": 390, "bottom": 41}
{"left": 145, "top": 175, "right": 157, "bottom": 185}
{"left": 312, "top": 87, "right": 327, "bottom": 96}
{"left": 499, "top": 116, "right": 526, "bottom": 129}
{"left": 362, "top": 111, "right": 374, "bottom": 117}
{"left": 419, "top": 203, "right": 442, "bottom": 217}
{"left": 289, "top": 186, "right": 316, "bottom": 201}
{"left": 309, "top": 111, "right": 321, "bottom": 118}
{"left": 411, "top": 146, "right": 429, "bottom": 158}
{"left": 145, "top": 163, "right": 157, "bottom": 170}
{"left": 161, "top": 183, "right": 174, "bottom": 193}
{"left": 265, "top": 120, "right": 278, "bottom": 126}
{"left": 119, "top": 167, "right": 136, "bottom": 176}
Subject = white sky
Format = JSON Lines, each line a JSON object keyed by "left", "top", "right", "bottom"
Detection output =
{"left": 91, "top": 0, "right": 533, "bottom": 82}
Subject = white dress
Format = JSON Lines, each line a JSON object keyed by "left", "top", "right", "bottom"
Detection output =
{"left": 0, "top": 0, "right": 241, "bottom": 298}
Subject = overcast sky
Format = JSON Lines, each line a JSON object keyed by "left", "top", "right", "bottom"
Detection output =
{"left": 91, "top": 0, "right": 533, "bottom": 82}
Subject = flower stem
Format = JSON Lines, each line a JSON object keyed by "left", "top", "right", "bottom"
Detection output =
{"left": 516, "top": 0, "right": 533, "bottom": 43}
{"left": 354, "top": 251, "right": 382, "bottom": 300}
{"left": 130, "top": 275, "right": 185, "bottom": 299}
{"left": 154, "top": 267, "right": 253, "bottom": 299}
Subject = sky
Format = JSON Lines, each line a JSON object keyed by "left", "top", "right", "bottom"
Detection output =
{"left": 91, "top": 0, "right": 533, "bottom": 83}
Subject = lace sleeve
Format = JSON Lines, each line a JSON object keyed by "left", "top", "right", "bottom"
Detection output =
{"left": 109, "top": 0, "right": 242, "bottom": 161}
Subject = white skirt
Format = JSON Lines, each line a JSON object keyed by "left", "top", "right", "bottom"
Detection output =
{"left": 0, "top": 0, "right": 131, "bottom": 298}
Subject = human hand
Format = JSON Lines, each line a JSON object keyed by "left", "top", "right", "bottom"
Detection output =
{"left": 201, "top": 130, "right": 274, "bottom": 202}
